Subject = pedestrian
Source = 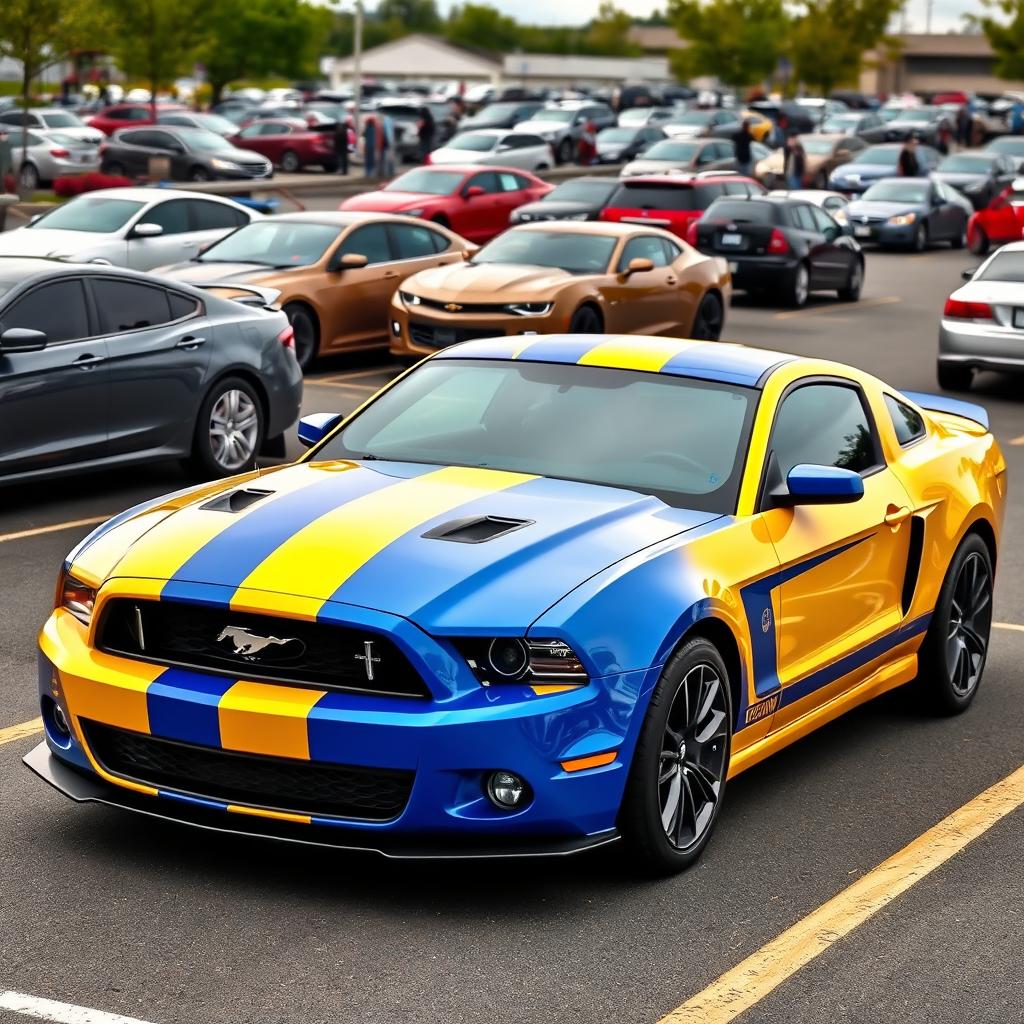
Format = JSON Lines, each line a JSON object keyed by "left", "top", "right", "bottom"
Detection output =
{"left": 379, "top": 109, "right": 396, "bottom": 179}
{"left": 362, "top": 115, "right": 378, "bottom": 179}
{"left": 1012, "top": 99, "right": 1024, "bottom": 137}
{"left": 577, "top": 119, "right": 597, "bottom": 166}
{"left": 784, "top": 135, "right": 806, "bottom": 190}
{"left": 898, "top": 135, "right": 920, "bottom": 177}
{"left": 937, "top": 117, "right": 952, "bottom": 155}
{"left": 333, "top": 114, "right": 350, "bottom": 176}
{"left": 956, "top": 105, "right": 971, "bottom": 148}
{"left": 418, "top": 104, "right": 435, "bottom": 164}
{"left": 774, "top": 112, "right": 790, "bottom": 148}
{"left": 735, "top": 118, "right": 754, "bottom": 176}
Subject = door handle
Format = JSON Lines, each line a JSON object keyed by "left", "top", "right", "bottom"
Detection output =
{"left": 884, "top": 504, "right": 912, "bottom": 527}
{"left": 176, "top": 335, "right": 206, "bottom": 349}
{"left": 383, "top": 271, "right": 399, "bottom": 279}
{"left": 73, "top": 353, "right": 105, "bottom": 370}
{"left": 665, "top": 276, "right": 677, "bottom": 285}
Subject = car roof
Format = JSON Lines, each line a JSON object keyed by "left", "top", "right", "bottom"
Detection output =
{"left": 0, "top": 255, "right": 179, "bottom": 288}
{"left": 266, "top": 211, "right": 417, "bottom": 226}
{"left": 398, "top": 164, "right": 532, "bottom": 176}
{"left": 61, "top": 186, "right": 243, "bottom": 204}
{"left": 615, "top": 173, "right": 747, "bottom": 187}
{"left": 431, "top": 334, "right": 797, "bottom": 388}
{"left": 511, "top": 220, "right": 667, "bottom": 237}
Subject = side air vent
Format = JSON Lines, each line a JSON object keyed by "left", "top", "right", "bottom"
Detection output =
{"left": 201, "top": 488, "right": 274, "bottom": 513}
{"left": 423, "top": 515, "right": 533, "bottom": 544}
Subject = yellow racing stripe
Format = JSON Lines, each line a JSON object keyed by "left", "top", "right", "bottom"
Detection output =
{"left": 227, "top": 804, "right": 312, "bottom": 825}
{"left": 218, "top": 681, "right": 327, "bottom": 759}
{"left": 237, "top": 466, "right": 534, "bottom": 606}
{"left": 577, "top": 336, "right": 699, "bottom": 373}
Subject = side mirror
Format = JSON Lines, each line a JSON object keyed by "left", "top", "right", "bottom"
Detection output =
{"left": 464, "top": 185, "right": 485, "bottom": 198}
{"left": 132, "top": 222, "right": 164, "bottom": 238}
{"left": 622, "top": 256, "right": 654, "bottom": 277}
{"left": 776, "top": 464, "right": 864, "bottom": 507}
{"left": 0, "top": 327, "right": 48, "bottom": 353}
{"left": 460, "top": 248, "right": 474, "bottom": 260}
{"left": 297, "top": 412, "right": 343, "bottom": 449}
{"left": 962, "top": 267, "right": 978, "bottom": 281}
{"left": 333, "top": 252, "right": 368, "bottom": 271}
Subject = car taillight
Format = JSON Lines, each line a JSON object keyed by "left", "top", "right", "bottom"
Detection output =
{"left": 277, "top": 325, "right": 295, "bottom": 350}
{"left": 767, "top": 229, "right": 789, "bottom": 255}
{"left": 98, "top": 142, "right": 108, "bottom": 155}
{"left": 49, "top": 148, "right": 70, "bottom": 158}
{"left": 944, "top": 297, "right": 992, "bottom": 319}
{"left": 685, "top": 221, "right": 699, "bottom": 247}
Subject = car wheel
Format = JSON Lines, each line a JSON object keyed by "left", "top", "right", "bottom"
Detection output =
{"left": 569, "top": 305, "right": 603, "bottom": 333}
{"left": 950, "top": 221, "right": 967, "bottom": 249}
{"left": 102, "top": 160, "right": 126, "bottom": 177}
{"left": 189, "top": 165, "right": 213, "bottom": 182}
{"left": 690, "top": 292, "right": 724, "bottom": 340}
{"left": 838, "top": 258, "right": 864, "bottom": 301}
{"left": 283, "top": 302, "right": 319, "bottom": 370}
{"left": 937, "top": 361, "right": 974, "bottom": 391}
{"left": 19, "top": 162, "right": 39, "bottom": 191}
{"left": 968, "top": 226, "right": 989, "bottom": 255}
{"left": 557, "top": 138, "right": 574, "bottom": 164}
{"left": 619, "top": 637, "right": 732, "bottom": 875}
{"left": 915, "top": 534, "right": 993, "bottom": 715}
{"left": 788, "top": 262, "right": 810, "bottom": 307}
{"left": 430, "top": 213, "right": 450, "bottom": 228}
{"left": 281, "top": 150, "right": 301, "bottom": 173}
{"left": 188, "top": 376, "right": 264, "bottom": 479}
{"left": 912, "top": 222, "right": 928, "bottom": 252}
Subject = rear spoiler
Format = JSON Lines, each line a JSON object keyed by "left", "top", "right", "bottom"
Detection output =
{"left": 191, "top": 283, "right": 282, "bottom": 309}
{"left": 902, "top": 390, "right": 990, "bottom": 430}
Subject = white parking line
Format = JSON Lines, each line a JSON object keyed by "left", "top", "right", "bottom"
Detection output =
{"left": 0, "top": 516, "right": 109, "bottom": 545}
{"left": 0, "top": 992, "right": 157, "bottom": 1024}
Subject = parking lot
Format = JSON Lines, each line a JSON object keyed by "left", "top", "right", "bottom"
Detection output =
{"left": 2, "top": 239, "right": 1023, "bottom": 1024}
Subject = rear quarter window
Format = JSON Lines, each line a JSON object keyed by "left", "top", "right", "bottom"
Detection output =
{"left": 884, "top": 394, "right": 926, "bottom": 446}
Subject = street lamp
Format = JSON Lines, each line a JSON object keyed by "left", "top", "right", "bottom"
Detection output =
{"left": 333, "top": 0, "right": 363, "bottom": 134}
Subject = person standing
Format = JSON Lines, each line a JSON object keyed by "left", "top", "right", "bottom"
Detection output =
{"left": 784, "top": 135, "right": 806, "bottom": 190}
{"left": 362, "top": 114, "right": 378, "bottom": 179}
{"left": 956, "top": 105, "right": 971, "bottom": 149}
{"left": 735, "top": 118, "right": 754, "bottom": 176}
{"left": 379, "top": 109, "right": 395, "bottom": 179}
{"left": 418, "top": 104, "right": 435, "bottom": 163}
{"left": 898, "top": 135, "right": 920, "bottom": 177}
{"left": 333, "top": 113, "right": 350, "bottom": 176}
{"left": 577, "top": 119, "right": 597, "bottom": 166}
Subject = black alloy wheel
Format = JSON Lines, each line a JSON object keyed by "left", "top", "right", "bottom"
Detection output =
{"left": 569, "top": 305, "right": 603, "bottom": 333}
{"left": 281, "top": 150, "right": 301, "bottom": 173}
{"left": 283, "top": 303, "right": 319, "bottom": 370}
{"left": 838, "top": 258, "right": 864, "bottom": 301}
{"left": 690, "top": 292, "right": 724, "bottom": 340}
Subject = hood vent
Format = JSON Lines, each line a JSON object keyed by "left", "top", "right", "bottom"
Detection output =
{"left": 423, "top": 515, "right": 533, "bottom": 544}
{"left": 201, "top": 488, "right": 274, "bottom": 513}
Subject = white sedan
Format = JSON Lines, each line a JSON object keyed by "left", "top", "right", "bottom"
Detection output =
{"left": 428, "top": 129, "right": 554, "bottom": 171}
{"left": 0, "top": 187, "right": 258, "bottom": 271}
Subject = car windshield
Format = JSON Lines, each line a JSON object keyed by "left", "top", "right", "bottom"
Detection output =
{"left": 29, "top": 196, "right": 144, "bottom": 233}
{"left": 705, "top": 199, "right": 778, "bottom": 223}
{"left": 938, "top": 154, "right": 993, "bottom": 173}
{"left": 801, "top": 138, "right": 836, "bottom": 155}
{"left": 180, "top": 129, "right": 235, "bottom": 152}
{"left": 977, "top": 251, "right": 1024, "bottom": 282}
{"left": 861, "top": 181, "right": 929, "bottom": 203}
{"left": 476, "top": 103, "right": 525, "bottom": 121}
{"left": 471, "top": 229, "right": 617, "bottom": 273}
{"left": 320, "top": 359, "right": 755, "bottom": 512}
{"left": 669, "top": 111, "right": 713, "bottom": 126}
{"left": 822, "top": 115, "right": 859, "bottom": 131}
{"left": 195, "top": 114, "right": 239, "bottom": 134}
{"left": 853, "top": 146, "right": 899, "bottom": 167}
{"left": 40, "top": 111, "right": 83, "bottom": 128}
{"left": 988, "top": 137, "right": 1024, "bottom": 155}
{"left": 385, "top": 168, "right": 464, "bottom": 194}
{"left": 529, "top": 109, "right": 575, "bottom": 123}
{"left": 598, "top": 128, "right": 639, "bottom": 144}
{"left": 445, "top": 133, "right": 498, "bottom": 152}
{"left": 198, "top": 220, "right": 343, "bottom": 267}
{"left": 642, "top": 140, "right": 698, "bottom": 161}
{"left": 546, "top": 179, "right": 617, "bottom": 202}
{"left": 896, "top": 107, "right": 939, "bottom": 122}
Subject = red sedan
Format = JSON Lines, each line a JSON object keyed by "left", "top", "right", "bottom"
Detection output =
{"left": 968, "top": 179, "right": 1024, "bottom": 254}
{"left": 231, "top": 118, "right": 338, "bottom": 172}
{"left": 87, "top": 103, "right": 186, "bottom": 136}
{"left": 339, "top": 165, "right": 553, "bottom": 243}
{"left": 600, "top": 173, "right": 765, "bottom": 240}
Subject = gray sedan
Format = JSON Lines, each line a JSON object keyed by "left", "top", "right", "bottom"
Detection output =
{"left": 938, "top": 242, "right": 1024, "bottom": 391}
{"left": 0, "top": 258, "right": 302, "bottom": 484}
{"left": 1, "top": 127, "right": 100, "bottom": 190}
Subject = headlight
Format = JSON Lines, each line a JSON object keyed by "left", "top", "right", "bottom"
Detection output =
{"left": 404, "top": 207, "right": 426, "bottom": 217}
{"left": 887, "top": 212, "right": 917, "bottom": 225}
{"left": 833, "top": 210, "right": 848, "bottom": 224}
{"left": 504, "top": 301, "right": 552, "bottom": 316}
{"left": 56, "top": 570, "right": 96, "bottom": 626}
{"left": 399, "top": 291, "right": 421, "bottom": 306}
{"left": 210, "top": 157, "right": 239, "bottom": 171}
{"left": 457, "top": 637, "right": 588, "bottom": 686}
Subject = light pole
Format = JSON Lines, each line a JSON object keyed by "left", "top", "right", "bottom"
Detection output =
{"left": 352, "top": 0, "right": 363, "bottom": 136}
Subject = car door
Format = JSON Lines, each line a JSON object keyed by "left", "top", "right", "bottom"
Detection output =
{"left": 789, "top": 204, "right": 839, "bottom": 287}
{"left": 492, "top": 133, "right": 530, "bottom": 169}
{"left": 809, "top": 204, "right": 855, "bottom": 282}
{"left": 323, "top": 223, "right": 397, "bottom": 350}
{"left": 115, "top": 129, "right": 158, "bottom": 177}
{"left": 603, "top": 234, "right": 684, "bottom": 335}
{"left": 928, "top": 182, "right": 959, "bottom": 240}
{"left": 125, "top": 197, "right": 194, "bottom": 270}
{"left": 86, "top": 276, "right": 212, "bottom": 457}
{"left": 0, "top": 277, "right": 109, "bottom": 476}
{"left": 759, "top": 380, "right": 914, "bottom": 732}
{"left": 259, "top": 123, "right": 290, "bottom": 164}
{"left": 453, "top": 170, "right": 504, "bottom": 242}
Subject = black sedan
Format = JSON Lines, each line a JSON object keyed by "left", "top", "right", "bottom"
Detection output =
{"left": 0, "top": 257, "right": 302, "bottom": 485}
{"left": 882, "top": 106, "right": 950, "bottom": 146}
{"left": 594, "top": 125, "right": 666, "bottom": 164}
{"left": 100, "top": 125, "right": 273, "bottom": 181}
{"left": 843, "top": 178, "right": 972, "bottom": 250}
{"left": 693, "top": 196, "right": 863, "bottom": 307}
{"left": 933, "top": 150, "right": 1018, "bottom": 210}
{"left": 509, "top": 176, "right": 619, "bottom": 223}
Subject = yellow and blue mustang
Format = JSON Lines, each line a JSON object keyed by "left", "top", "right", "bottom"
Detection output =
{"left": 26, "top": 335, "right": 1006, "bottom": 872}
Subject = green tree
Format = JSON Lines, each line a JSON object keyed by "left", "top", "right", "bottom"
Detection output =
{"left": 975, "top": 0, "right": 1024, "bottom": 81}
{"left": 667, "top": 0, "right": 788, "bottom": 87}
{"left": 584, "top": 2, "right": 643, "bottom": 55}
{"left": 376, "top": 0, "right": 442, "bottom": 32}
{"left": 444, "top": 3, "right": 522, "bottom": 52}
{"left": 790, "top": 0, "right": 900, "bottom": 94}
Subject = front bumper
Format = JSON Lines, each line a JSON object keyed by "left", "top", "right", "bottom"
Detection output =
{"left": 849, "top": 221, "right": 917, "bottom": 246}
{"left": 939, "top": 319, "right": 1024, "bottom": 374}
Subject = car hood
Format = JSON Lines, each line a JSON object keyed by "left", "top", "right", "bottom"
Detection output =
{"left": 339, "top": 190, "right": 433, "bottom": 212}
{"left": 154, "top": 260, "right": 292, "bottom": 282}
{"left": 70, "top": 461, "right": 720, "bottom": 631}
{"left": 845, "top": 199, "right": 922, "bottom": 217}
{"left": 514, "top": 200, "right": 596, "bottom": 220}
{"left": 0, "top": 227, "right": 113, "bottom": 257}
{"left": 403, "top": 261, "right": 576, "bottom": 298}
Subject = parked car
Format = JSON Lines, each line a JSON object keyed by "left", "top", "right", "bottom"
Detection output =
{"left": 600, "top": 173, "right": 766, "bottom": 239}
{"left": 662, "top": 108, "right": 741, "bottom": 140}
{"left": 757, "top": 134, "right": 868, "bottom": 189}
{"left": 509, "top": 177, "right": 620, "bottom": 223}
{"left": 157, "top": 212, "right": 470, "bottom": 369}
{"left": 428, "top": 129, "right": 553, "bottom": 171}
{"left": 516, "top": 102, "right": 616, "bottom": 163}
{"left": 983, "top": 134, "right": 1024, "bottom": 172}
{"left": 967, "top": 177, "right": 1024, "bottom": 254}
{"left": 766, "top": 189, "right": 851, "bottom": 219}
{"left": 1, "top": 127, "right": 100, "bottom": 190}
{"left": 455, "top": 101, "right": 545, "bottom": 133}
{"left": 692, "top": 195, "right": 863, "bottom": 307}
{"left": 100, "top": 125, "right": 272, "bottom": 181}
{"left": 748, "top": 100, "right": 816, "bottom": 136}
{"left": 87, "top": 102, "right": 186, "bottom": 136}
{"left": 0, "top": 107, "right": 102, "bottom": 145}
{"left": 820, "top": 111, "right": 888, "bottom": 144}
{"left": 843, "top": 177, "right": 971, "bottom": 250}
{"left": 882, "top": 107, "right": 950, "bottom": 146}
{"left": 339, "top": 165, "right": 553, "bottom": 243}
{"left": 375, "top": 101, "right": 455, "bottom": 162}
{"left": 616, "top": 106, "right": 678, "bottom": 129}
{"left": 0, "top": 257, "right": 301, "bottom": 483}
{"left": 594, "top": 125, "right": 666, "bottom": 164}
{"left": 155, "top": 111, "right": 243, "bottom": 137}
{"left": 622, "top": 138, "right": 738, "bottom": 176}
{"left": 0, "top": 188, "right": 256, "bottom": 269}
{"left": 828, "top": 143, "right": 942, "bottom": 193}
{"left": 230, "top": 118, "right": 337, "bottom": 172}
{"left": 933, "top": 150, "right": 1018, "bottom": 210}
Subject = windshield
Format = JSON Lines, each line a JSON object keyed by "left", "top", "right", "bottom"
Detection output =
{"left": 445, "top": 133, "right": 497, "bottom": 152}
{"left": 706, "top": 199, "right": 778, "bottom": 224}
{"left": 546, "top": 180, "right": 617, "bottom": 203}
{"left": 199, "top": 220, "right": 342, "bottom": 267}
{"left": 180, "top": 129, "right": 235, "bottom": 152}
{"left": 822, "top": 116, "right": 859, "bottom": 132}
{"left": 861, "top": 181, "right": 928, "bottom": 203}
{"left": 196, "top": 114, "right": 240, "bottom": 134}
{"left": 801, "top": 138, "right": 836, "bottom": 155}
{"left": 529, "top": 108, "right": 575, "bottom": 124}
{"left": 988, "top": 137, "right": 1024, "bottom": 155}
{"left": 385, "top": 168, "right": 464, "bottom": 195}
{"left": 642, "top": 140, "right": 698, "bottom": 161}
{"left": 30, "top": 196, "right": 144, "bottom": 233}
{"left": 40, "top": 111, "right": 84, "bottom": 128}
{"left": 476, "top": 103, "right": 525, "bottom": 121}
{"left": 853, "top": 146, "right": 899, "bottom": 167}
{"left": 669, "top": 111, "right": 713, "bottom": 126}
{"left": 938, "top": 154, "right": 992, "bottom": 173}
{"left": 472, "top": 230, "right": 616, "bottom": 274}
{"left": 895, "top": 107, "right": 939, "bottom": 122}
{"left": 977, "top": 251, "right": 1024, "bottom": 282}
{"left": 598, "top": 128, "right": 639, "bottom": 144}
{"left": 319, "top": 359, "right": 754, "bottom": 512}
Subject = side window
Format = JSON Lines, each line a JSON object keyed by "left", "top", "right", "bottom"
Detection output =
{"left": 617, "top": 235, "right": 670, "bottom": 271}
{"left": 390, "top": 223, "right": 447, "bottom": 259}
{"left": 263, "top": 124, "right": 289, "bottom": 136}
{"left": 501, "top": 134, "right": 525, "bottom": 149}
{"left": 884, "top": 394, "right": 926, "bottom": 446}
{"left": 127, "top": 107, "right": 150, "bottom": 121}
{"left": 661, "top": 237, "right": 683, "bottom": 263}
{"left": 792, "top": 205, "right": 817, "bottom": 232}
{"left": 771, "top": 384, "right": 879, "bottom": 478}
{"left": 158, "top": 115, "right": 189, "bottom": 127}
{"left": 810, "top": 205, "right": 838, "bottom": 234}
{"left": 108, "top": 108, "right": 132, "bottom": 121}
{"left": 467, "top": 172, "right": 501, "bottom": 194}
{"left": 238, "top": 125, "right": 263, "bottom": 138}
{"left": 520, "top": 135, "right": 545, "bottom": 149}
{"left": 91, "top": 279, "right": 173, "bottom": 333}
{"left": 138, "top": 199, "right": 190, "bottom": 235}
{"left": 168, "top": 292, "right": 201, "bottom": 320}
{"left": 337, "top": 224, "right": 392, "bottom": 264}
{"left": 497, "top": 172, "right": 526, "bottom": 192}
{"left": 189, "top": 200, "right": 248, "bottom": 231}
{"left": 126, "top": 130, "right": 162, "bottom": 149}
{"left": 723, "top": 180, "right": 749, "bottom": 195}
{"left": 0, "top": 279, "right": 91, "bottom": 344}
{"left": 824, "top": 196, "right": 846, "bottom": 213}
{"left": 695, "top": 182, "right": 725, "bottom": 206}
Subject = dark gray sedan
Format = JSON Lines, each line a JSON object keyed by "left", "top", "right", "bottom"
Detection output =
{"left": 0, "top": 258, "right": 302, "bottom": 485}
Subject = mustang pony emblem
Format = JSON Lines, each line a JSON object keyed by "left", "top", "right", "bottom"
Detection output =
{"left": 217, "top": 626, "right": 295, "bottom": 658}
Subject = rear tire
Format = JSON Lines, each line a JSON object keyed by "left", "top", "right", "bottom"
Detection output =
{"left": 937, "top": 361, "right": 973, "bottom": 391}
{"left": 557, "top": 138, "right": 574, "bottom": 164}
{"left": 283, "top": 302, "right": 319, "bottom": 370}
{"left": 569, "top": 305, "right": 603, "bottom": 333}
{"left": 690, "top": 292, "right": 724, "bottom": 340}
{"left": 788, "top": 262, "right": 810, "bottom": 307}
{"left": 19, "top": 163, "right": 39, "bottom": 191}
{"left": 951, "top": 220, "right": 967, "bottom": 249}
{"left": 187, "top": 376, "right": 264, "bottom": 479}
{"left": 837, "top": 258, "right": 864, "bottom": 301}
{"left": 281, "top": 149, "right": 301, "bottom": 173}
{"left": 431, "top": 214, "right": 451, "bottom": 228}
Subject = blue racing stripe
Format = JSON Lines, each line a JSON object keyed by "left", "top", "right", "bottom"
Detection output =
{"left": 660, "top": 344, "right": 793, "bottom": 388}
{"left": 514, "top": 335, "right": 605, "bottom": 364}
{"left": 159, "top": 789, "right": 228, "bottom": 812}
{"left": 146, "top": 668, "right": 237, "bottom": 747}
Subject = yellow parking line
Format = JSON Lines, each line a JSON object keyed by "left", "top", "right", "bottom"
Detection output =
{"left": 312, "top": 367, "right": 397, "bottom": 383}
{"left": 307, "top": 379, "right": 379, "bottom": 392}
{"left": 0, "top": 718, "right": 43, "bottom": 746}
{"left": 995, "top": 622, "right": 1024, "bottom": 633}
{"left": 774, "top": 296, "right": 901, "bottom": 321}
{"left": 0, "top": 515, "right": 109, "bottom": 545}
{"left": 659, "top": 759, "right": 1024, "bottom": 1024}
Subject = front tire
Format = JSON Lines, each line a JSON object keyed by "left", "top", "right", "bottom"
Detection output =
{"left": 281, "top": 149, "right": 301, "bottom": 173}
{"left": 912, "top": 222, "right": 928, "bottom": 252}
{"left": 619, "top": 637, "right": 732, "bottom": 875}
{"left": 788, "top": 262, "right": 810, "bottom": 307}
{"left": 838, "top": 258, "right": 864, "bottom": 301}
{"left": 557, "top": 138, "right": 574, "bottom": 164}
{"left": 690, "top": 291, "right": 724, "bottom": 340}
{"left": 569, "top": 305, "right": 603, "bottom": 333}
{"left": 188, "top": 376, "right": 264, "bottom": 479}
{"left": 190, "top": 165, "right": 213, "bottom": 182}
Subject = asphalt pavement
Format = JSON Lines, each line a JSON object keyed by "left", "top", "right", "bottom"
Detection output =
{"left": 2, "top": 244, "right": 1023, "bottom": 1024}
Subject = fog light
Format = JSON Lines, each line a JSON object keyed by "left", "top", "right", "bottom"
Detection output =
{"left": 52, "top": 702, "right": 70, "bottom": 737}
{"left": 487, "top": 770, "right": 526, "bottom": 809}
{"left": 391, "top": 320, "right": 401, "bottom": 336}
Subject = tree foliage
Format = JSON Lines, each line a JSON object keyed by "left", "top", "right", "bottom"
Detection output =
{"left": 445, "top": 4, "right": 522, "bottom": 52}
{"left": 975, "top": 0, "right": 1024, "bottom": 81}
{"left": 584, "top": 3, "right": 643, "bottom": 56}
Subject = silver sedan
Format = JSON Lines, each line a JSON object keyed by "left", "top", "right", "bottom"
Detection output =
{"left": 938, "top": 241, "right": 1024, "bottom": 390}
{"left": 2, "top": 127, "right": 101, "bottom": 189}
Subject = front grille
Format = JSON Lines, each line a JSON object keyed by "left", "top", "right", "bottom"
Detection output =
{"left": 408, "top": 321, "right": 505, "bottom": 348}
{"left": 83, "top": 720, "right": 414, "bottom": 821}
{"left": 415, "top": 296, "right": 509, "bottom": 314}
{"left": 97, "top": 599, "right": 430, "bottom": 698}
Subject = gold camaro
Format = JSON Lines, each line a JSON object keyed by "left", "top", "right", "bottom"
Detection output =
{"left": 389, "top": 221, "right": 732, "bottom": 360}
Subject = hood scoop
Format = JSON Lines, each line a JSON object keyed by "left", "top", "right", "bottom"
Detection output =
{"left": 201, "top": 488, "right": 274, "bottom": 514}
{"left": 423, "top": 515, "right": 533, "bottom": 544}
